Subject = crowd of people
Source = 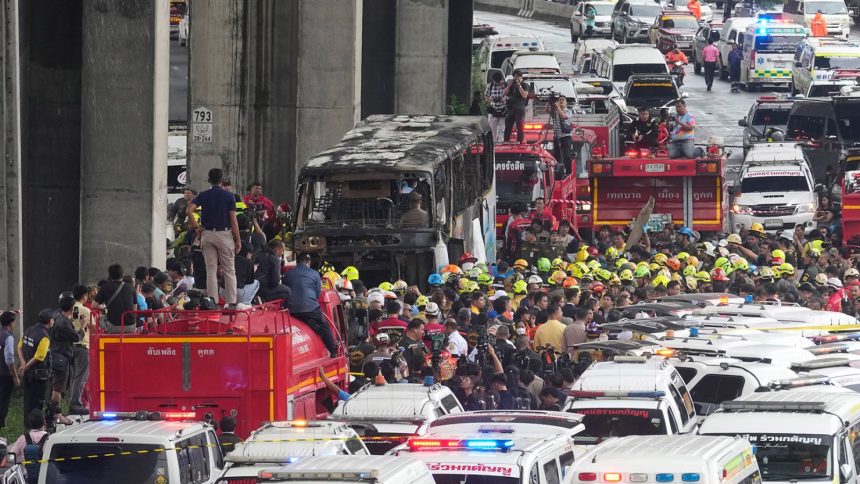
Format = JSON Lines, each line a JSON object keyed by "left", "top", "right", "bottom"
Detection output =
{"left": 335, "top": 214, "right": 858, "bottom": 412}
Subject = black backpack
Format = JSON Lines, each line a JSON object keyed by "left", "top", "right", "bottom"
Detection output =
{"left": 23, "top": 432, "right": 48, "bottom": 484}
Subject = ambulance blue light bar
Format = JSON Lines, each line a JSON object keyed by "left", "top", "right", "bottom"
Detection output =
{"left": 407, "top": 438, "right": 514, "bottom": 451}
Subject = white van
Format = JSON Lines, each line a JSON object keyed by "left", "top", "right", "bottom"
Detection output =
{"left": 693, "top": 302, "right": 860, "bottom": 333}
{"left": 717, "top": 17, "right": 758, "bottom": 79}
{"left": 563, "top": 356, "right": 698, "bottom": 444}
{"left": 330, "top": 382, "right": 463, "bottom": 455}
{"left": 391, "top": 411, "right": 587, "bottom": 484}
{"left": 730, "top": 143, "right": 818, "bottom": 233}
{"left": 572, "top": 38, "right": 618, "bottom": 74}
{"left": 35, "top": 413, "right": 222, "bottom": 484}
{"left": 254, "top": 455, "right": 435, "bottom": 484}
{"left": 739, "top": 22, "right": 807, "bottom": 89}
{"left": 475, "top": 34, "right": 545, "bottom": 80}
{"left": 783, "top": 0, "right": 850, "bottom": 39}
{"left": 565, "top": 435, "right": 762, "bottom": 484}
{"left": 699, "top": 390, "right": 860, "bottom": 484}
{"left": 591, "top": 44, "right": 669, "bottom": 88}
{"left": 501, "top": 50, "right": 562, "bottom": 78}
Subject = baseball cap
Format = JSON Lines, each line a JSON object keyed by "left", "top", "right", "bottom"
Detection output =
{"left": 489, "top": 290, "right": 509, "bottom": 301}
{"left": 38, "top": 309, "right": 54, "bottom": 324}
{"left": 425, "top": 302, "right": 440, "bottom": 316}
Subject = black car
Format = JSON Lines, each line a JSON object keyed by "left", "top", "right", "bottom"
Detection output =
{"left": 786, "top": 95, "right": 860, "bottom": 184}
{"left": 623, "top": 73, "right": 684, "bottom": 115}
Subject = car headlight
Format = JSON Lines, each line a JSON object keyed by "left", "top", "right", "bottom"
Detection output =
{"left": 796, "top": 202, "right": 816, "bottom": 214}
{"left": 731, "top": 204, "right": 752, "bottom": 214}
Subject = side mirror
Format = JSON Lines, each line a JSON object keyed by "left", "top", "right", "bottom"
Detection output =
{"left": 840, "top": 463, "right": 853, "bottom": 483}
{"left": 681, "top": 92, "right": 689, "bottom": 99}
{"left": 738, "top": 119, "right": 748, "bottom": 127}
{"left": 727, "top": 186, "right": 735, "bottom": 196}
{"left": 795, "top": 61, "right": 803, "bottom": 68}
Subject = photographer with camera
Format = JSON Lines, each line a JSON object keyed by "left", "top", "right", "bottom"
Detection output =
{"left": 503, "top": 69, "right": 529, "bottom": 143}
{"left": 548, "top": 93, "right": 575, "bottom": 175}
{"left": 668, "top": 99, "right": 696, "bottom": 159}
{"left": 47, "top": 294, "right": 79, "bottom": 426}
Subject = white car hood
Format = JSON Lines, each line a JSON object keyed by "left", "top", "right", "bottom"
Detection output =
{"left": 735, "top": 191, "right": 813, "bottom": 206}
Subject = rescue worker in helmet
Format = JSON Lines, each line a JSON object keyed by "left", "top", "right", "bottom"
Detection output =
{"left": 626, "top": 107, "right": 659, "bottom": 149}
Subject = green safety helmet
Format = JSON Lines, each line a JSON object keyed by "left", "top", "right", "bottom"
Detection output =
{"left": 537, "top": 257, "right": 552, "bottom": 273}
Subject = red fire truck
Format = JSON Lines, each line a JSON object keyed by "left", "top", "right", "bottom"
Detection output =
{"left": 843, "top": 153, "right": 860, "bottom": 250}
{"left": 89, "top": 294, "right": 349, "bottom": 437}
{"left": 589, "top": 141, "right": 728, "bottom": 233}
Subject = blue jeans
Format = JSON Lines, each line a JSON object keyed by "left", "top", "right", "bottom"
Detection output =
{"left": 668, "top": 139, "right": 695, "bottom": 159}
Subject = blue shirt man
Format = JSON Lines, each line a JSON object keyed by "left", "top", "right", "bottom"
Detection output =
{"left": 284, "top": 254, "right": 339, "bottom": 356}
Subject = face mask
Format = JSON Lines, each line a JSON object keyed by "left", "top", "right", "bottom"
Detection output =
{"left": 516, "top": 327, "right": 526, "bottom": 335}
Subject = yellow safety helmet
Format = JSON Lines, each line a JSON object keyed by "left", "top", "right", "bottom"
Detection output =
{"left": 652, "top": 253, "right": 668, "bottom": 266}
{"left": 670, "top": 272, "right": 682, "bottom": 282}
{"left": 683, "top": 265, "right": 697, "bottom": 277}
{"left": 779, "top": 262, "right": 795, "bottom": 275}
{"left": 677, "top": 251, "right": 690, "bottom": 261}
{"left": 685, "top": 276, "right": 698, "bottom": 291}
{"left": 576, "top": 247, "right": 590, "bottom": 262}
{"left": 620, "top": 269, "right": 634, "bottom": 282}
{"left": 695, "top": 270, "right": 711, "bottom": 282}
{"left": 649, "top": 262, "right": 661, "bottom": 272}
{"left": 732, "top": 258, "right": 749, "bottom": 272}
{"left": 416, "top": 295, "right": 429, "bottom": 307}
{"left": 652, "top": 274, "right": 670, "bottom": 288}
{"left": 393, "top": 280, "right": 408, "bottom": 292}
{"left": 749, "top": 223, "right": 766, "bottom": 236}
{"left": 596, "top": 269, "right": 612, "bottom": 282}
{"left": 587, "top": 260, "right": 601, "bottom": 272}
{"left": 551, "top": 257, "right": 567, "bottom": 270}
{"left": 615, "top": 258, "right": 629, "bottom": 269}
{"left": 378, "top": 281, "right": 393, "bottom": 291}
{"left": 771, "top": 249, "right": 786, "bottom": 261}
{"left": 605, "top": 247, "right": 619, "bottom": 260}
{"left": 513, "top": 259, "right": 529, "bottom": 271}
{"left": 609, "top": 274, "right": 621, "bottom": 286}
{"left": 513, "top": 280, "right": 528, "bottom": 294}
{"left": 341, "top": 266, "right": 359, "bottom": 281}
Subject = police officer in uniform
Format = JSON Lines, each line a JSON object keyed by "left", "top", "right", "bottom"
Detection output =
{"left": 17, "top": 310, "right": 54, "bottom": 421}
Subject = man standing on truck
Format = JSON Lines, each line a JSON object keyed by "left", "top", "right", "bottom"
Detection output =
{"left": 187, "top": 168, "right": 241, "bottom": 309}
{"left": 284, "top": 253, "right": 339, "bottom": 356}
{"left": 668, "top": 100, "right": 696, "bottom": 159}
{"left": 484, "top": 71, "right": 507, "bottom": 142}
{"left": 504, "top": 69, "right": 529, "bottom": 144}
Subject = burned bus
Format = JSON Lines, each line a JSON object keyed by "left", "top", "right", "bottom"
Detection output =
{"left": 293, "top": 115, "right": 496, "bottom": 285}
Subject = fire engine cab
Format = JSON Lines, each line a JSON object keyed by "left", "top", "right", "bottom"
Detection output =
{"left": 89, "top": 295, "right": 349, "bottom": 438}
{"left": 589, "top": 137, "right": 728, "bottom": 234}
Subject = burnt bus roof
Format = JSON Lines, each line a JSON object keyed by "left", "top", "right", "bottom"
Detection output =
{"left": 301, "top": 114, "right": 490, "bottom": 176}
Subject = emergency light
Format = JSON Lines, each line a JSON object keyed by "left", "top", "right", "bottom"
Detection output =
{"left": 578, "top": 473, "right": 701, "bottom": 482}
{"left": 808, "top": 342, "right": 850, "bottom": 355}
{"left": 604, "top": 473, "right": 622, "bottom": 482}
{"left": 812, "top": 332, "right": 860, "bottom": 343}
{"left": 569, "top": 390, "right": 666, "bottom": 398}
{"left": 406, "top": 438, "right": 514, "bottom": 451}
{"left": 524, "top": 122, "right": 544, "bottom": 131}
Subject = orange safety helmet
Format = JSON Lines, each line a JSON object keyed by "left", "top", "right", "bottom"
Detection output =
{"left": 441, "top": 264, "right": 462, "bottom": 274}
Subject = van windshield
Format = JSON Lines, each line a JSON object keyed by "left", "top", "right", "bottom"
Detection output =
{"left": 740, "top": 175, "right": 809, "bottom": 192}
{"left": 46, "top": 443, "right": 168, "bottom": 483}
{"left": 495, "top": 154, "right": 544, "bottom": 210}
{"left": 571, "top": 407, "right": 667, "bottom": 444}
{"left": 835, "top": 103, "right": 860, "bottom": 142}
{"left": 751, "top": 108, "right": 790, "bottom": 125}
{"left": 613, "top": 63, "right": 668, "bottom": 82}
{"left": 709, "top": 433, "right": 832, "bottom": 481}
{"left": 814, "top": 55, "right": 860, "bottom": 70}
{"left": 491, "top": 50, "right": 516, "bottom": 69}
{"left": 754, "top": 35, "right": 805, "bottom": 52}
{"left": 806, "top": 1, "right": 847, "bottom": 14}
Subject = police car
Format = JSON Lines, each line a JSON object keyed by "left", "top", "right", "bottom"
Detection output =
{"left": 390, "top": 411, "right": 586, "bottom": 484}
{"left": 565, "top": 435, "right": 762, "bottom": 484}
{"left": 217, "top": 420, "right": 369, "bottom": 481}
{"left": 730, "top": 143, "right": 817, "bottom": 233}
{"left": 699, "top": 390, "right": 860, "bottom": 483}
{"left": 329, "top": 382, "right": 463, "bottom": 454}
{"left": 563, "top": 356, "right": 698, "bottom": 443}
{"left": 254, "top": 455, "right": 435, "bottom": 484}
{"left": 34, "top": 411, "right": 222, "bottom": 484}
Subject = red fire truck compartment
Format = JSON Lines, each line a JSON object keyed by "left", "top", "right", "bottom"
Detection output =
{"left": 844, "top": 168, "right": 860, "bottom": 250}
{"left": 590, "top": 151, "right": 727, "bottom": 232}
{"left": 90, "top": 295, "right": 348, "bottom": 437}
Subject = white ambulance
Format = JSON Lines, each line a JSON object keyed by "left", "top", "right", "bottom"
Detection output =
{"left": 739, "top": 21, "right": 806, "bottom": 90}
{"left": 254, "top": 455, "right": 435, "bottom": 484}
{"left": 565, "top": 435, "right": 762, "bottom": 484}
{"left": 390, "top": 411, "right": 586, "bottom": 484}
{"left": 791, "top": 38, "right": 860, "bottom": 97}
{"left": 699, "top": 390, "right": 860, "bottom": 483}
{"left": 562, "top": 356, "right": 698, "bottom": 444}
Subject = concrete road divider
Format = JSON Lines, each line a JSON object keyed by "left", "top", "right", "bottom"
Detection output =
{"left": 477, "top": 0, "right": 574, "bottom": 27}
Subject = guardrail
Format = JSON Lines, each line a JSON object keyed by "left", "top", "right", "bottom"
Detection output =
{"left": 475, "top": 0, "right": 575, "bottom": 26}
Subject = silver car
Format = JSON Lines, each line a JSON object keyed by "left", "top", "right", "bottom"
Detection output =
{"left": 571, "top": 1, "right": 616, "bottom": 42}
{"left": 613, "top": 0, "right": 664, "bottom": 43}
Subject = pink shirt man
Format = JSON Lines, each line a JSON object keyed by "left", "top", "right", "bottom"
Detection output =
{"left": 702, "top": 43, "right": 720, "bottom": 63}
